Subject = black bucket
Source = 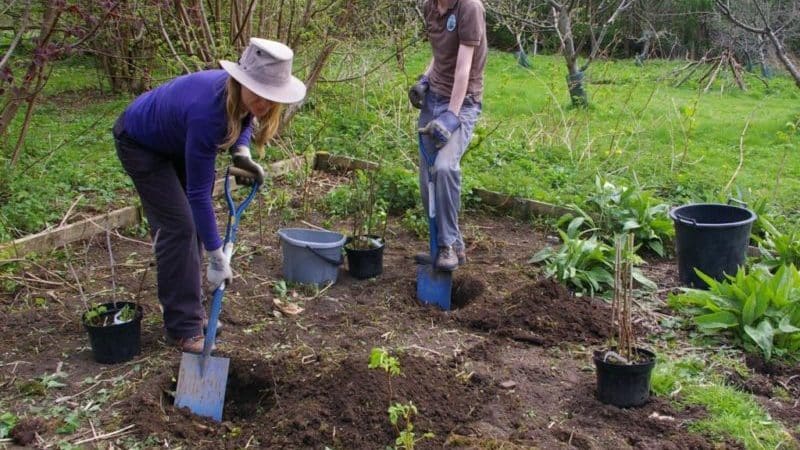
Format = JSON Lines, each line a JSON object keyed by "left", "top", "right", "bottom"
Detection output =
{"left": 669, "top": 203, "right": 756, "bottom": 289}
{"left": 345, "top": 236, "right": 384, "bottom": 279}
{"left": 594, "top": 348, "right": 656, "bottom": 408}
{"left": 83, "top": 302, "right": 143, "bottom": 364}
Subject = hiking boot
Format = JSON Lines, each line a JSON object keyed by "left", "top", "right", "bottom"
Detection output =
{"left": 435, "top": 246, "right": 459, "bottom": 271}
{"left": 414, "top": 247, "right": 466, "bottom": 266}
{"left": 166, "top": 335, "right": 215, "bottom": 354}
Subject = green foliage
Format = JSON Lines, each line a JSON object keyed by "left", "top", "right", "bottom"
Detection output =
{"left": 0, "top": 412, "right": 18, "bottom": 439}
{"left": 668, "top": 265, "right": 800, "bottom": 361}
{"left": 375, "top": 166, "right": 419, "bottom": 213}
{"left": 400, "top": 209, "right": 428, "bottom": 239}
{"left": 753, "top": 216, "right": 800, "bottom": 272}
{"left": 368, "top": 347, "right": 400, "bottom": 376}
{"left": 83, "top": 304, "right": 108, "bottom": 327}
{"left": 530, "top": 217, "right": 615, "bottom": 297}
{"left": 115, "top": 304, "right": 136, "bottom": 323}
{"left": 325, "top": 170, "right": 388, "bottom": 245}
{"left": 387, "top": 401, "right": 434, "bottom": 450}
{"left": 575, "top": 176, "right": 674, "bottom": 257}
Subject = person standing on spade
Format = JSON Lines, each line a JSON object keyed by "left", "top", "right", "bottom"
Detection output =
{"left": 409, "top": 0, "right": 487, "bottom": 271}
{"left": 113, "top": 39, "right": 306, "bottom": 353}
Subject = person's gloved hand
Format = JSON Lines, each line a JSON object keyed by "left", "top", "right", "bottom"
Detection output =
{"left": 408, "top": 74, "right": 429, "bottom": 109}
{"left": 419, "top": 110, "right": 460, "bottom": 149}
{"left": 206, "top": 243, "right": 233, "bottom": 289}
{"left": 230, "top": 146, "right": 265, "bottom": 186}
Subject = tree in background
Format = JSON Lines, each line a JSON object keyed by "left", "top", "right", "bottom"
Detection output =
{"left": 0, "top": 1, "right": 118, "bottom": 166}
{"left": 715, "top": 0, "right": 800, "bottom": 88}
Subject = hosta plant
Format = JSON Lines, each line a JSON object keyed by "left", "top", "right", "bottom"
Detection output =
{"left": 753, "top": 216, "right": 800, "bottom": 272}
{"left": 668, "top": 265, "right": 800, "bottom": 361}
{"left": 572, "top": 176, "right": 673, "bottom": 257}
{"left": 531, "top": 217, "right": 615, "bottom": 297}
{"left": 532, "top": 218, "right": 656, "bottom": 297}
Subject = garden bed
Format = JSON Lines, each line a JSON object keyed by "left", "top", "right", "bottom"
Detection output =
{"left": 0, "top": 170, "right": 797, "bottom": 449}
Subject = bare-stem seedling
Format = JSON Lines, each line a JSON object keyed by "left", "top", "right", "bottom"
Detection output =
{"left": 608, "top": 233, "right": 636, "bottom": 363}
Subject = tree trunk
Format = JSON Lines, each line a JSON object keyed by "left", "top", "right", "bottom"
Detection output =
{"left": 554, "top": 6, "right": 586, "bottom": 107}
{"left": 766, "top": 28, "right": 800, "bottom": 88}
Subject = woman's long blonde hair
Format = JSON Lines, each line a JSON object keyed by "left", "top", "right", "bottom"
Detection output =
{"left": 220, "top": 77, "right": 282, "bottom": 156}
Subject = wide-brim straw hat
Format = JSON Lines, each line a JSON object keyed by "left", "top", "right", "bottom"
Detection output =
{"left": 220, "top": 38, "right": 306, "bottom": 104}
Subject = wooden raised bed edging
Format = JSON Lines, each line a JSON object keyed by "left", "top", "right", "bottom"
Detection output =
{"left": 313, "top": 151, "right": 379, "bottom": 172}
{"left": 0, "top": 154, "right": 311, "bottom": 259}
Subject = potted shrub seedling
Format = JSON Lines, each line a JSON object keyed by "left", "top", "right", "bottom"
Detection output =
{"left": 344, "top": 170, "right": 388, "bottom": 279}
{"left": 593, "top": 233, "right": 656, "bottom": 407}
{"left": 75, "top": 231, "right": 154, "bottom": 364}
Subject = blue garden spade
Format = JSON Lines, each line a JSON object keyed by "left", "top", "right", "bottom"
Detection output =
{"left": 174, "top": 167, "right": 259, "bottom": 422}
{"left": 416, "top": 134, "right": 452, "bottom": 310}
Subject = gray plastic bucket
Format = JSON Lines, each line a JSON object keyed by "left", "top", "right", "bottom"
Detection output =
{"left": 278, "top": 228, "right": 345, "bottom": 286}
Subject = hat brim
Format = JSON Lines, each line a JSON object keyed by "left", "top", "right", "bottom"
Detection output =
{"left": 220, "top": 60, "right": 306, "bottom": 104}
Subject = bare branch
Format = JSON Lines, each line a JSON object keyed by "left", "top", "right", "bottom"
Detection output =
{"left": 0, "top": 0, "right": 30, "bottom": 71}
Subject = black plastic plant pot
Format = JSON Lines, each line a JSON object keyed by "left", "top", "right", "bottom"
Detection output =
{"left": 593, "top": 348, "right": 656, "bottom": 408}
{"left": 82, "top": 302, "right": 143, "bottom": 364}
{"left": 345, "top": 235, "right": 385, "bottom": 279}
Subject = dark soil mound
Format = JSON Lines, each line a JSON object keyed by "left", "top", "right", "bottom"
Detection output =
{"left": 454, "top": 278, "right": 612, "bottom": 346}
{"left": 125, "top": 352, "right": 492, "bottom": 449}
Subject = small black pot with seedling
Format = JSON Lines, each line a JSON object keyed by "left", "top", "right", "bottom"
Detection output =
{"left": 593, "top": 234, "right": 656, "bottom": 408}
{"left": 343, "top": 170, "right": 387, "bottom": 279}
{"left": 74, "top": 231, "right": 155, "bottom": 364}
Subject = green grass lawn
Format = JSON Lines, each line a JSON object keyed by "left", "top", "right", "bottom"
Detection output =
{"left": 2, "top": 45, "right": 799, "bottom": 240}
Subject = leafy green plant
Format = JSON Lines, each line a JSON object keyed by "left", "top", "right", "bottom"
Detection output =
{"left": 0, "top": 412, "right": 18, "bottom": 439}
{"left": 115, "top": 304, "right": 135, "bottom": 323}
{"left": 668, "top": 265, "right": 800, "bottom": 361}
{"left": 368, "top": 348, "right": 433, "bottom": 449}
{"left": 753, "top": 217, "right": 800, "bottom": 272}
{"left": 368, "top": 347, "right": 400, "bottom": 376}
{"left": 530, "top": 217, "right": 615, "bottom": 297}
{"left": 83, "top": 304, "right": 108, "bottom": 327}
{"left": 327, "top": 170, "right": 388, "bottom": 250}
{"left": 388, "top": 402, "right": 434, "bottom": 450}
{"left": 578, "top": 176, "right": 674, "bottom": 257}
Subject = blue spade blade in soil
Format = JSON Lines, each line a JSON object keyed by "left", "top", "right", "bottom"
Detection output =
{"left": 416, "top": 212, "right": 452, "bottom": 310}
{"left": 174, "top": 352, "right": 230, "bottom": 421}
{"left": 416, "top": 262, "right": 452, "bottom": 310}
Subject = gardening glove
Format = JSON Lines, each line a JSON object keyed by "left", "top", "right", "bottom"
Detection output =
{"left": 408, "top": 74, "right": 429, "bottom": 109}
{"left": 418, "top": 110, "right": 460, "bottom": 149}
{"left": 206, "top": 243, "right": 233, "bottom": 289}
{"left": 230, "top": 145, "right": 265, "bottom": 186}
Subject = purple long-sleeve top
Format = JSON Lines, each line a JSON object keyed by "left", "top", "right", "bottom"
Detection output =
{"left": 122, "top": 70, "right": 253, "bottom": 252}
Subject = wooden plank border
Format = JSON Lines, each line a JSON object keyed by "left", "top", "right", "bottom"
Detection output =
{"left": 0, "top": 154, "right": 312, "bottom": 259}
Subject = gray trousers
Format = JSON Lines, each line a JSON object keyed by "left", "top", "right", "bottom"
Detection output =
{"left": 113, "top": 115, "right": 204, "bottom": 340}
{"left": 418, "top": 91, "right": 482, "bottom": 248}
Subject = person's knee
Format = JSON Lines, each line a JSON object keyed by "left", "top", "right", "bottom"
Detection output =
{"left": 433, "top": 159, "right": 459, "bottom": 179}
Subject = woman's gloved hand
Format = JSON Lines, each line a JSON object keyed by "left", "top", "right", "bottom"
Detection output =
{"left": 230, "top": 146, "right": 265, "bottom": 186}
{"left": 206, "top": 244, "right": 233, "bottom": 289}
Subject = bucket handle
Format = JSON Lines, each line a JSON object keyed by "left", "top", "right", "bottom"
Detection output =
{"left": 305, "top": 245, "right": 344, "bottom": 266}
{"left": 674, "top": 213, "right": 697, "bottom": 226}
{"left": 727, "top": 198, "right": 748, "bottom": 208}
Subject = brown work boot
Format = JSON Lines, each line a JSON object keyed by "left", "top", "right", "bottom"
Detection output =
{"left": 414, "top": 246, "right": 466, "bottom": 266}
{"left": 167, "top": 335, "right": 215, "bottom": 354}
{"left": 435, "top": 246, "right": 459, "bottom": 271}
